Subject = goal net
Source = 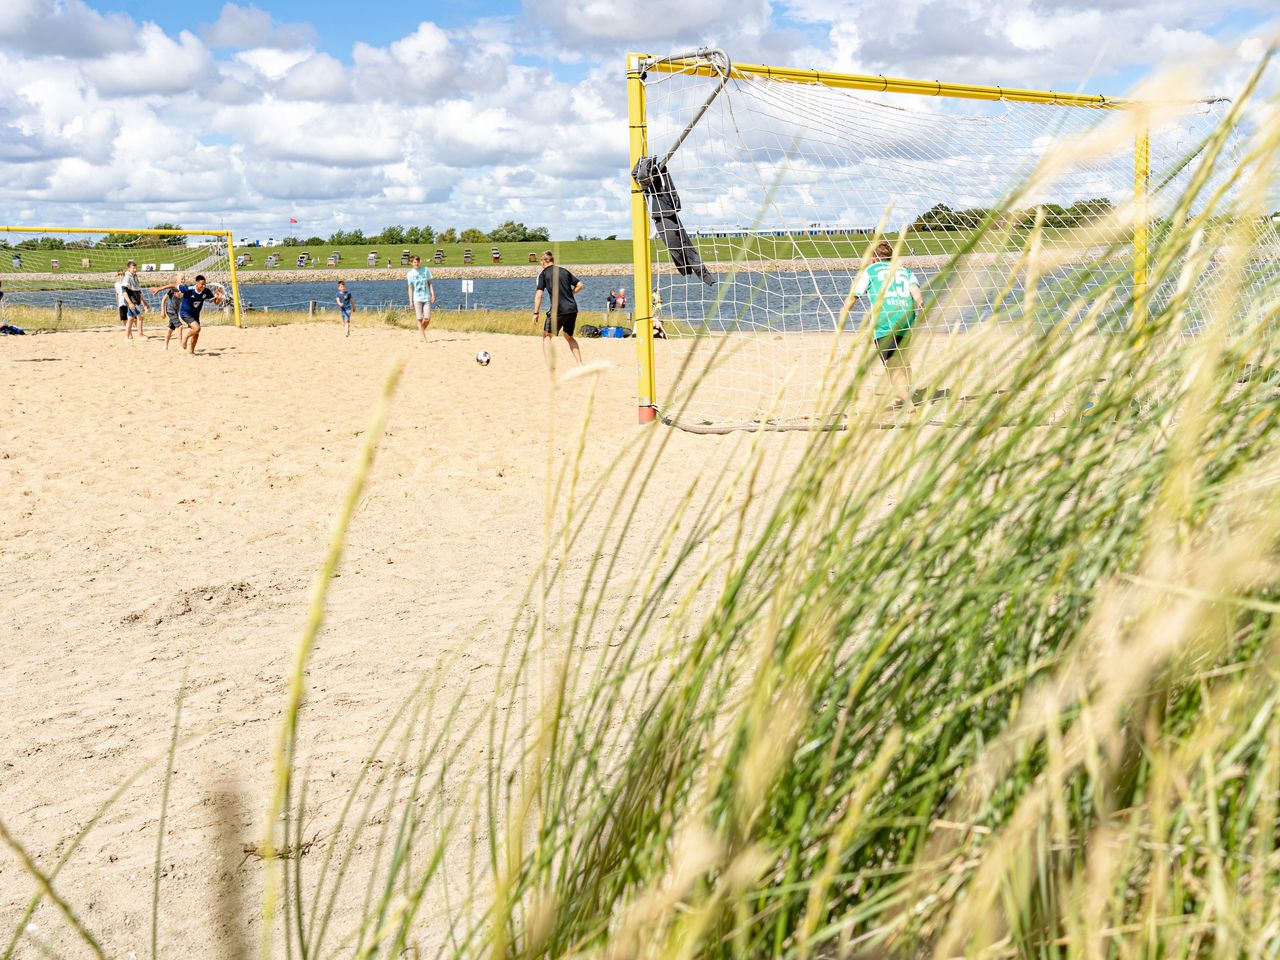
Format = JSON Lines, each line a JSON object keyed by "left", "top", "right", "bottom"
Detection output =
{"left": 0, "top": 227, "right": 241, "bottom": 332}
{"left": 629, "top": 50, "right": 1279, "bottom": 430}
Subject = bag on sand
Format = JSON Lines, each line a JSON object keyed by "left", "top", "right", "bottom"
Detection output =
{"left": 579, "top": 324, "right": 601, "bottom": 338}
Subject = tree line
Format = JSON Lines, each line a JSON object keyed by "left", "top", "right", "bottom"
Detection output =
{"left": 1, "top": 221, "right": 553, "bottom": 250}
{"left": 911, "top": 200, "right": 1116, "bottom": 231}
{"left": 289, "top": 221, "right": 551, "bottom": 248}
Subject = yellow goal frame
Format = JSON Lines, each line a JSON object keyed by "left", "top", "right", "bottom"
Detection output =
{"left": 0, "top": 225, "right": 244, "bottom": 328}
{"left": 626, "top": 52, "right": 1149, "bottom": 424}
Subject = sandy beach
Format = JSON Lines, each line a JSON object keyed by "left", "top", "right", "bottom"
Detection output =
{"left": 1, "top": 323, "right": 822, "bottom": 953}
{"left": 0, "top": 317, "right": 1024, "bottom": 953}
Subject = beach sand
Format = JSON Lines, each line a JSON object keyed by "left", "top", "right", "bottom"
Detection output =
{"left": 0, "top": 321, "right": 1020, "bottom": 953}
{"left": 0, "top": 324, "right": 814, "bottom": 953}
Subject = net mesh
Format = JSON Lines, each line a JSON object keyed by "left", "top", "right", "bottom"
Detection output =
{"left": 0, "top": 230, "right": 237, "bottom": 332}
{"left": 639, "top": 55, "right": 1279, "bottom": 429}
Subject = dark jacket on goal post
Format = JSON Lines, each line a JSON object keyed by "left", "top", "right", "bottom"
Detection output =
{"left": 632, "top": 156, "right": 717, "bottom": 286}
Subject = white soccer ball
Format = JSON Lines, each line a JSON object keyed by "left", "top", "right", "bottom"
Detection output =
{"left": 475, "top": 351, "right": 491, "bottom": 366}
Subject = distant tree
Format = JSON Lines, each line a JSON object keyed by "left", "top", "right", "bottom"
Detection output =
{"left": 100, "top": 231, "right": 140, "bottom": 247}
{"left": 527, "top": 226, "right": 550, "bottom": 241}
{"left": 328, "top": 228, "right": 366, "bottom": 245}
{"left": 605, "top": 234, "right": 617, "bottom": 241}
{"left": 488, "top": 220, "right": 536, "bottom": 242}
{"left": 152, "top": 222, "right": 187, "bottom": 247}
{"left": 304, "top": 236, "right": 324, "bottom": 246}
{"left": 459, "top": 227, "right": 488, "bottom": 243}
{"left": 16, "top": 236, "right": 66, "bottom": 250}
{"left": 280, "top": 236, "right": 301, "bottom": 246}
{"left": 438, "top": 227, "right": 458, "bottom": 244}
{"left": 379, "top": 224, "right": 406, "bottom": 245}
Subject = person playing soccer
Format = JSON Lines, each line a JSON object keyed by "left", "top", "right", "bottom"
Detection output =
{"left": 160, "top": 274, "right": 222, "bottom": 354}
{"left": 335, "top": 280, "right": 356, "bottom": 337}
{"left": 122, "top": 260, "right": 148, "bottom": 340}
{"left": 405, "top": 255, "right": 434, "bottom": 341}
{"left": 532, "top": 250, "right": 583, "bottom": 368}
{"left": 155, "top": 278, "right": 186, "bottom": 350}
{"left": 114, "top": 270, "right": 132, "bottom": 338}
{"left": 854, "top": 241, "right": 923, "bottom": 411}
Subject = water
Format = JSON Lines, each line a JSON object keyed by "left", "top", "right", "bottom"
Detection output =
{"left": 7, "top": 263, "right": 1268, "bottom": 334}
{"left": 2, "top": 275, "right": 638, "bottom": 315}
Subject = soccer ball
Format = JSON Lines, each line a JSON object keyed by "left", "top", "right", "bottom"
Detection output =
{"left": 475, "top": 351, "right": 491, "bottom": 366}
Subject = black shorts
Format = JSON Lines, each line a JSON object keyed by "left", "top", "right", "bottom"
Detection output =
{"left": 544, "top": 311, "right": 577, "bottom": 336}
{"left": 118, "top": 305, "right": 129, "bottom": 323}
{"left": 875, "top": 331, "right": 910, "bottom": 364}
{"left": 167, "top": 315, "right": 183, "bottom": 330}
{"left": 125, "top": 289, "right": 142, "bottom": 306}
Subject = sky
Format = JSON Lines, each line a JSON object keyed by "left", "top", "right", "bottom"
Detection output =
{"left": 1, "top": 0, "right": 1275, "bottom": 240}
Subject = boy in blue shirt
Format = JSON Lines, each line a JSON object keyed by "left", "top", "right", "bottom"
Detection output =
{"left": 335, "top": 280, "right": 355, "bottom": 337}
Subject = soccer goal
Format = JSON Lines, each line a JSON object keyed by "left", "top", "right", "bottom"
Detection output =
{"left": 0, "top": 226, "right": 243, "bottom": 331}
{"left": 627, "top": 50, "right": 1263, "bottom": 430}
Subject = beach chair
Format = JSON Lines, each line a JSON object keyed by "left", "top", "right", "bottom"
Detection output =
{"left": 527, "top": 252, "right": 537, "bottom": 263}
{"left": 433, "top": 249, "right": 445, "bottom": 264}
{"left": 463, "top": 248, "right": 474, "bottom": 265}
{"left": 10, "top": 255, "right": 20, "bottom": 269}
{"left": 491, "top": 247, "right": 502, "bottom": 264}
{"left": 81, "top": 257, "right": 91, "bottom": 269}
{"left": 326, "top": 254, "right": 338, "bottom": 267}
{"left": 50, "top": 259, "right": 60, "bottom": 270}
{"left": 367, "top": 251, "right": 378, "bottom": 266}
{"left": 400, "top": 250, "right": 411, "bottom": 266}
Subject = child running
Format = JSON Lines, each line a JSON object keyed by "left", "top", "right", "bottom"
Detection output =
{"left": 153, "top": 276, "right": 187, "bottom": 350}
{"left": 335, "top": 280, "right": 355, "bottom": 337}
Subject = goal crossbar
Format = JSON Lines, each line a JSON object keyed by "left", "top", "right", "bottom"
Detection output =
{"left": 635, "top": 53, "right": 1129, "bottom": 110}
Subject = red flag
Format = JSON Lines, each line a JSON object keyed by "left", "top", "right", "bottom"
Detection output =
{"left": 289, "top": 217, "right": 298, "bottom": 224}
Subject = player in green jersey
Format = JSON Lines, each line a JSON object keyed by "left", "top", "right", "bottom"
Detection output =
{"left": 855, "top": 241, "right": 924, "bottom": 410}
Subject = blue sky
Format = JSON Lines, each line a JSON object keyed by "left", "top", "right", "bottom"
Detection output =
{"left": 0, "top": 0, "right": 1275, "bottom": 237}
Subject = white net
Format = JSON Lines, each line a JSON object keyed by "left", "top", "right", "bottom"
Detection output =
{"left": 0, "top": 230, "right": 238, "bottom": 332}
{"left": 637, "top": 53, "right": 1280, "bottom": 429}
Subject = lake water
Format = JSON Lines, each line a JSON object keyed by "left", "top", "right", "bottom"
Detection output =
{"left": 5, "top": 264, "right": 1246, "bottom": 334}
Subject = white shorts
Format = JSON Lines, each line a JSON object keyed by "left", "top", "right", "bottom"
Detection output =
{"left": 412, "top": 299, "right": 431, "bottom": 320}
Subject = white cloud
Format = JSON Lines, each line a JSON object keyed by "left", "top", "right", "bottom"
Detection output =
{"left": 0, "top": 1, "right": 1273, "bottom": 240}
{"left": 0, "top": 0, "right": 137, "bottom": 57}
{"left": 83, "top": 25, "right": 213, "bottom": 96}
{"left": 202, "top": 3, "right": 316, "bottom": 50}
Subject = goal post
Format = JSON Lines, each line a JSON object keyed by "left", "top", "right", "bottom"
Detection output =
{"left": 0, "top": 225, "right": 243, "bottom": 330}
{"left": 626, "top": 50, "right": 1231, "bottom": 430}
{"left": 628, "top": 58, "right": 658, "bottom": 423}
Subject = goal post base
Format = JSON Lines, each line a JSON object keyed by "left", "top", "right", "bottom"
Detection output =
{"left": 638, "top": 405, "right": 658, "bottom": 423}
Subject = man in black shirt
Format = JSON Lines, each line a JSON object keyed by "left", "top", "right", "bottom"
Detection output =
{"left": 533, "top": 250, "right": 583, "bottom": 367}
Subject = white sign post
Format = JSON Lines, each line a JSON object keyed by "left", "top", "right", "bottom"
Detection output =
{"left": 461, "top": 278, "right": 474, "bottom": 310}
